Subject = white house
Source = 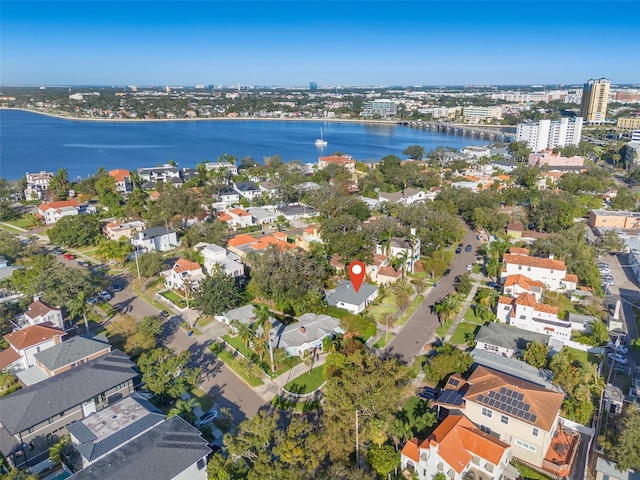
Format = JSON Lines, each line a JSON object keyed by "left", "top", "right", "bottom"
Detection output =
{"left": 378, "top": 188, "right": 428, "bottom": 205}
{"left": 497, "top": 293, "right": 572, "bottom": 343}
{"left": 246, "top": 207, "right": 278, "bottom": 225}
{"left": 502, "top": 274, "right": 544, "bottom": 302}
{"left": 104, "top": 220, "right": 145, "bottom": 241}
{"left": 401, "top": 414, "right": 512, "bottom": 480}
{"left": 137, "top": 164, "right": 181, "bottom": 183}
{"left": 23, "top": 299, "right": 64, "bottom": 330}
{"left": 24, "top": 171, "right": 54, "bottom": 200}
{"left": 326, "top": 281, "right": 379, "bottom": 314}
{"left": 131, "top": 227, "right": 179, "bottom": 253}
{"left": 205, "top": 161, "right": 238, "bottom": 176}
{"left": 234, "top": 181, "right": 261, "bottom": 200}
{"left": 501, "top": 248, "right": 577, "bottom": 292}
{"left": 37, "top": 200, "right": 81, "bottom": 225}
{"left": 274, "top": 313, "right": 345, "bottom": 357}
{"left": 218, "top": 208, "right": 254, "bottom": 229}
{"left": 214, "top": 186, "right": 241, "bottom": 207}
{"left": 195, "top": 242, "right": 245, "bottom": 278}
{"left": 162, "top": 258, "right": 205, "bottom": 292}
{"left": 474, "top": 322, "right": 550, "bottom": 359}
{"left": 108, "top": 169, "right": 133, "bottom": 194}
{"left": 375, "top": 230, "right": 420, "bottom": 274}
{"left": 0, "top": 324, "right": 66, "bottom": 374}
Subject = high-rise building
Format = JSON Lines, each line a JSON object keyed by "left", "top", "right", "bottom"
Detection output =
{"left": 362, "top": 99, "right": 397, "bottom": 118}
{"left": 516, "top": 117, "right": 583, "bottom": 152}
{"left": 309, "top": 82, "right": 318, "bottom": 91}
{"left": 581, "top": 78, "right": 610, "bottom": 124}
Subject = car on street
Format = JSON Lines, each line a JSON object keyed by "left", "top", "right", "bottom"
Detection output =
{"left": 598, "top": 263, "right": 609, "bottom": 269}
{"left": 455, "top": 244, "right": 463, "bottom": 254}
{"left": 607, "top": 352, "right": 628, "bottom": 365}
{"left": 466, "top": 264, "right": 473, "bottom": 271}
{"left": 112, "top": 284, "right": 123, "bottom": 292}
{"left": 602, "top": 279, "right": 615, "bottom": 286}
{"left": 443, "top": 269, "right": 451, "bottom": 276}
{"left": 52, "top": 248, "right": 65, "bottom": 255}
{"left": 607, "top": 343, "right": 629, "bottom": 354}
{"left": 77, "top": 261, "right": 90, "bottom": 267}
{"left": 465, "top": 244, "right": 472, "bottom": 252}
{"left": 486, "top": 281, "right": 499, "bottom": 289}
{"left": 98, "top": 290, "right": 112, "bottom": 301}
{"left": 416, "top": 387, "right": 437, "bottom": 400}
{"left": 195, "top": 410, "right": 219, "bottom": 428}
{"left": 63, "top": 253, "right": 76, "bottom": 261}
{"left": 87, "top": 297, "right": 99, "bottom": 305}
{"left": 599, "top": 269, "right": 612, "bottom": 275}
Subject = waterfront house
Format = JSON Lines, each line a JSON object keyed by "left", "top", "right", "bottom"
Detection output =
{"left": 234, "top": 181, "right": 261, "bottom": 200}
{"left": 24, "top": 171, "right": 54, "bottom": 200}
{"left": 137, "top": 164, "right": 181, "bottom": 183}
{"left": 318, "top": 154, "right": 356, "bottom": 172}
{"left": 108, "top": 169, "right": 133, "bottom": 194}
{"left": 500, "top": 248, "right": 577, "bottom": 292}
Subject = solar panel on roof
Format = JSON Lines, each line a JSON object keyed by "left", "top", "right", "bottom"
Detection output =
{"left": 438, "top": 389, "right": 464, "bottom": 406}
{"left": 449, "top": 378, "right": 460, "bottom": 387}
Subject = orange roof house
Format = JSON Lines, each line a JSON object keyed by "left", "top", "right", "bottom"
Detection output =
{"left": 501, "top": 250, "right": 575, "bottom": 293}
{"left": 1, "top": 324, "right": 66, "bottom": 372}
{"left": 401, "top": 414, "right": 511, "bottom": 477}
{"left": 108, "top": 169, "right": 131, "bottom": 183}
{"left": 173, "top": 258, "right": 202, "bottom": 273}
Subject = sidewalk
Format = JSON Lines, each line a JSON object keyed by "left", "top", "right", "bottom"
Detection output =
{"left": 442, "top": 272, "right": 483, "bottom": 343}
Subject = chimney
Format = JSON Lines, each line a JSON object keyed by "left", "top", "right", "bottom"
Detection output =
{"left": 548, "top": 254, "right": 554, "bottom": 260}
{"left": 410, "top": 227, "right": 416, "bottom": 236}
{"left": 33, "top": 295, "right": 40, "bottom": 303}
{"left": 299, "top": 326, "right": 306, "bottom": 334}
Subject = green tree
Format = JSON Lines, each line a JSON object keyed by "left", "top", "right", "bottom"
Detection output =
{"left": 321, "top": 350, "right": 411, "bottom": 462}
{"left": 168, "top": 397, "right": 199, "bottom": 423}
{"left": 366, "top": 444, "right": 400, "bottom": 477}
{"left": 402, "top": 145, "right": 425, "bottom": 160}
{"left": 0, "top": 230, "right": 24, "bottom": 262}
{"left": 3, "top": 469, "right": 38, "bottom": 480}
{"left": 193, "top": 268, "right": 244, "bottom": 316}
{"left": 454, "top": 273, "right": 473, "bottom": 296}
{"left": 133, "top": 251, "right": 166, "bottom": 277}
{"left": 253, "top": 304, "right": 274, "bottom": 372}
{"left": 49, "top": 168, "right": 70, "bottom": 200}
{"left": 522, "top": 341, "right": 549, "bottom": 369}
{"left": 48, "top": 435, "right": 70, "bottom": 465}
{"left": 47, "top": 214, "right": 102, "bottom": 247}
{"left": 607, "top": 405, "right": 640, "bottom": 471}
{"left": 0, "top": 177, "right": 18, "bottom": 221}
{"left": 424, "top": 343, "right": 473, "bottom": 383}
{"left": 435, "top": 294, "right": 462, "bottom": 325}
{"left": 0, "top": 370, "right": 21, "bottom": 397}
{"left": 95, "top": 238, "right": 132, "bottom": 265}
{"left": 589, "top": 320, "right": 609, "bottom": 344}
{"left": 138, "top": 348, "right": 200, "bottom": 403}
{"left": 68, "top": 291, "right": 92, "bottom": 333}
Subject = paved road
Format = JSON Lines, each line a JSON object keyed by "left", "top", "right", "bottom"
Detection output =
{"left": 385, "top": 228, "right": 483, "bottom": 363}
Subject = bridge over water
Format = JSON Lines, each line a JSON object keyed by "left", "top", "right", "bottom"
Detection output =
{"left": 398, "top": 120, "right": 516, "bottom": 142}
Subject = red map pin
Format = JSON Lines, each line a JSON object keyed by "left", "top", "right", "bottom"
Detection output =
{"left": 348, "top": 260, "right": 366, "bottom": 293}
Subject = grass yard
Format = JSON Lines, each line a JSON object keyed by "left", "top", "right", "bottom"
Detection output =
{"left": 450, "top": 322, "right": 480, "bottom": 345}
{"left": 472, "top": 265, "right": 481, "bottom": 274}
{"left": 197, "top": 316, "right": 215, "bottom": 328}
{"left": 215, "top": 349, "right": 264, "bottom": 387}
{"left": 435, "top": 318, "right": 453, "bottom": 337}
{"left": 272, "top": 396, "right": 321, "bottom": 412}
{"left": 222, "top": 334, "right": 254, "bottom": 358}
{"left": 463, "top": 306, "right": 486, "bottom": 324}
{"left": 567, "top": 347, "right": 603, "bottom": 365}
{"left": 373, "top": 333, "right": 393, "bottom": 349}
{"left": 396, "top": 295, "right": 425, "bottom": 327}
{"left": 5, "top": 217, "right": 37, "bottom": 229}
{"left": 283, "top": 365, "right": 325, "bottom": 395}
{"left": 190, "top": 387, "right": 215, "bottom": 412}
{"left": 0, "top": 223, "right": 23, "bottom": 233}
{"left": 544, "top": 291, "right": 577, "bottom": 316}
{"left": 512, "top": 461, "right": 555, "bottom": 480}
{"left": 160, "top": 290, "right": 187, "bottom": 308}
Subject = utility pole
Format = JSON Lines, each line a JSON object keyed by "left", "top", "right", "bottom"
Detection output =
{"left": 355, "top": 409, "right": 359, "bottom": 467}
{"left": 134, "top": 246, "right": 142, "bottom": 294}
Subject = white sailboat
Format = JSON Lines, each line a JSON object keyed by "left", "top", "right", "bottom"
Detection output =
{"left": 315, "top": 128, "right": 327, "bottom": 147}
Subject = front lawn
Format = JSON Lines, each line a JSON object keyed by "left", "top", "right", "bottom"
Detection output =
{"left": 283, "top": 365, "right": 325, "bottom": 394}
{"left": 544, "top": 291, "right": 577, "bottom": 316}
{"left": 222, "top": 334, "right": 254, "bottom": 358}
{"left": 435, "top": 318, "right": 453, "bottom": 338}
{"left": 215, "top": 349, "right": 264, "bottom": 387}
{"left": 190, "top": 387, "right": 215, "bottom": 412}
{"left": 396, "top": 295, "right": 425, "bottom": 326}
{"left": 450, "top": 322, "right": 480, "bottom": 345}
{"left": 5, "top": 217, "right": 37, "bottom": 229}
{"left": 567, "top": 347, "right": 603, "bottom": 365}
{"left": 463, "top": 306, "right": 486, "bottom": 324}
{"left": 161, "top": 290, "right": 187, "bottom": 308}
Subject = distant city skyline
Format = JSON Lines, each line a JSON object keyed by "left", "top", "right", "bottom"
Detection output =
{"left": 1, "top": 1, "right": 638, "bottom": 87}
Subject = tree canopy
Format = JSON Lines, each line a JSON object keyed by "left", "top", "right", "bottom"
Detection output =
{"left": 193, "top": 268, "right": 244, "bottom": 316}
{"left": 137, "top": 348, "right": 200, "bottom": 401}
{"left": 47, "top": 214, "right": 102, "bottom": 247}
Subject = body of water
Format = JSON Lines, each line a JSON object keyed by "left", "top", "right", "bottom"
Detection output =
{"left": 0, "top": 110, "right": 491, "bottom": 180}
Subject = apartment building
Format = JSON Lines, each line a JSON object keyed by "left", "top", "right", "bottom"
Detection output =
{"left": 616, "top": 116, "right": 640, "bottom": 131}
{"left": 588, "top": 209, "right": 640, "bottom": 229}
{"left": 361, "top": 99, "right": 397, "bottom": 118}
{"left": 462, "top": 106, "right": 502, "bottom": 121}
{"left": 581, "top": 78, "right": 610, "bottom": 124}
{"left": 500, "top": 248, "right": 577, "bottom": 292}
{"left": 516, "top": 117, "right": 583, "bottom": 152}
{"left": 497, "top": 293, "right": 571, "bottom": 342}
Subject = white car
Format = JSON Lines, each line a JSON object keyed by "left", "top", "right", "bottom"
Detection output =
{"left": 607, "top": 343, "right": 629, "bottom": 354}
{"left": 608, "top": 352, "right": 628, "bottom": 365}
{"left": 466, "top": 264, "right": 473, "bottom": 271}
{"left": 195, "top": 410, "right": 219, "bottom": 428}
{"left": 98, "top": 291, "right": 112, "bottom": 301}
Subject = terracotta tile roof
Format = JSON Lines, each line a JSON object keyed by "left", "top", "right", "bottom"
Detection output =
{"left": 217, "top": 212, "right": 233, "bottom": 222}
{"left": 0, "top": 348, "right": 21, "bottom": 370}
{"left": 514, "top": 293, "right": 538, "bottom": 307}
{"left": 5, "top": 324, "right": 65, "bottom": 350}
{"left": 272, "top": 232, "right": 288, "bottom": 240}
{"left": 108, "top": 169, "right": 130, "bottom": 183}
{"left": 228, "top": 234, "right": 258, "bottom": 247}
{"left": 465, "top": 365, "right": 565, "bottom": 431}
{"left": 319, "top": 155, "right": 355, "bottom": 165}
{"left": 504, "top": 274, "right": 544, "bottom": 291}
{"left": 330, "top": 255, "right": 344, "bottom": 269}
{"left": 229, "top": 208, "right": 251, "bottom": 217}
{"left": 401, "top": 438, "right": 420, "bottom": 463}
{"left": 371, "top": 253, "right": 388, "bottom": 266}
{"left": 25, "top": 300, "right": 58, "bottom": 319}
{"left": 38, "top": 200, "right": 80, "bottom": 212}
{"left": 106, "top": 221, "right": 122, "bottom": 229}
{"left": 149, "top": 191, "right": 161, "bottom": 200}
{"left": 503, "top": 253, "right": 566, "bottom": 271}
{"left": 173, "top": 258, "right": 202, "bottom": 273}
{"left": 534, "top": 303, "right": 559, "bottom": 315}
{"left": 495, "top": 175, "right": 511, "bottom": 181}
{"left": 420, "top": 415, "right": 509, "bottom": 474}
{"left": 378, "top": 266, "right": 401, "bottom": 278}
{"left": 498, "top": 296, "right": 513, "bottom": 305}
{"left": 509, "top": 247, "right": 530, "bottom": 255}
{"left": 563, "top": 274, "right": 578, "bottom": 283}
{"left": 506, "top": 222, "right": 524, "bottom": 232}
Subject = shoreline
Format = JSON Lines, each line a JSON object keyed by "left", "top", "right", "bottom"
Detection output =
{"left": 0, "top": 107, "right": 399, "bottom": 126}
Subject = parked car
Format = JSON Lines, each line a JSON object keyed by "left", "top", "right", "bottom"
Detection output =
{"left": 195, "top": 410, "right": 219, "bottom": 428}
{"left": 98, "top": 290, "right": 112, "bottom": 301}
{"left": 416, "top": 387, "right": 437, "bottom": 400}
{"left": 455, "top": 246, "right": 463, "bottom": 254}
{"left": 63, "top": 253, "right": 76, "bottom": 261}
{"left": 466, "top": 264, "right": 473, "bottom": 271}
{"left": 112, "top": 284, "right": 122, "bottom": 292}
{"left": 87, "top": 297, "right": 99, "bottom": 305}
{"left": 52, "top": 248, "right": 65, "bottom": 255}
{"left": 77, "top": 261, "right": 90, "bottom": 267}
{"left": 599, "top": 269, "right": 612, "bottom": 275}
{"left": 602, "top": 279, "right": 615, "bottom": 286}
{"left": 607, "top": 342, "right": 629, "bottom": 354}
{"left": 443, "top": 269, "right": 451, "bottom": 276}
{"left": 597, "top": 263, "right": 609, "bottom": 269}
{"left": 608, "top": 352, "right": 628, "bottom": 365}
{"left": 465, "top": 244, "right": 472, "bottom": 252}
{"left": 486, "top": 281, "right": 499, "bottom": 289}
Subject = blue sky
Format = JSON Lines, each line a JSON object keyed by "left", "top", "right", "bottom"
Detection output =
{"left": 1, "top": 1, "right": 638, "bottom": 86}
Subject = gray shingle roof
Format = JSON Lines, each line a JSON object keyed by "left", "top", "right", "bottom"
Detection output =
{"left": 68, "top": 416, "right": 211, "bottom": 480}
{"left": 0, "top": 350, "right": 137, "bottom": 434}
{"left": 475, "top": 322, "right": 550, "bottom": 351}
{"left": 34, "top": 336, "right": 110, "bottom": 372}
{"left": 141, "top": 227, "right": 176, "bottom": 239}
{"left": 327, "top": 281, "right": 378, "bottom": 308}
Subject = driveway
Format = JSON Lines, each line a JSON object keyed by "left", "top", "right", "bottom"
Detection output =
{"left": 385, "top": 228, "right": 482, "bottom": 363}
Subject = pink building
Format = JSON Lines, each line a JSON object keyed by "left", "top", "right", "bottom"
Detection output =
{"left": 528, "top": 150, "right": 584, "bottom": 168}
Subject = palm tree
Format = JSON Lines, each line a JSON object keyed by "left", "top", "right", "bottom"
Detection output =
{"left": 396, "top": 250, "right": 410, "bottom": 279}
{"left": 168, "top": 397, "right": 199, "bottom": 423}
{"left": 49, "top": 435, "right": 70, "bottom": 465}
{"left": 253, "top": 305, "right": 274, "bottom": 373}
{"left": 68, "top": 291, "right": 92, "bottom": 333}
{"left": 382, "top": 228, "right": 394, "bottom": 256}
{"left": 434, "top": 294, "right": 461, "bottom": 325}
{"left": 488, "top": 239, "right": 509, "bottom": 261}
{"left": 485, "top": 257, "right": 501, "bottom": 281}
{"left": 231, "top": 320, "right": 254, "bottom": 350}
{"left": 475, "top": 287, "right": 499, "bottom": 309}
{"left": 474, "top": 303, "right": 495, "bottom": 322}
